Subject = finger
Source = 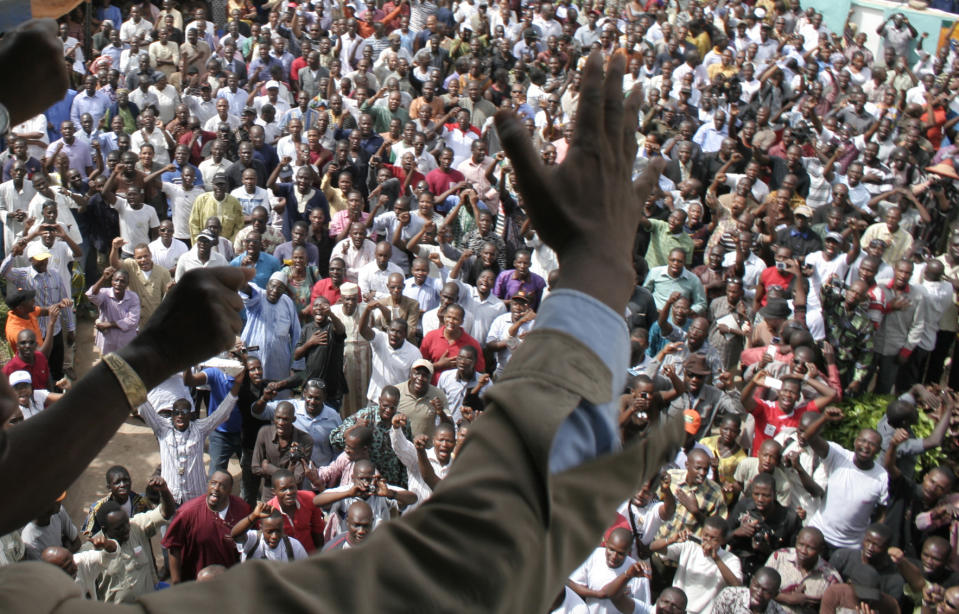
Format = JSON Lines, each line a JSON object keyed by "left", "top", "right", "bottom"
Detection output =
{"left": 623, "top": 85, "right": 643, "bottom": 164}
{"left": 603, "top": 53, "right": 627, "bottom": 153}
{"left": 494, "top": 110, "right": 549, "bottom": 213}
{"left": 634, "top": 156, "right": 665, "bottom": 204}
{"left": 572, "top": 50, "right": 604, "bottom": 149}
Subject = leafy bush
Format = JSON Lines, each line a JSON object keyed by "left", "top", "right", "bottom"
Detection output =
{"left": 822, "top": 393, "right": 946, "bottom": 475}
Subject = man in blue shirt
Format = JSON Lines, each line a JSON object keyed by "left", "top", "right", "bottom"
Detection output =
{"left": 252, "top": 379, "right": 343, "bottom": 467}
{"left": 230, "top": 232, "right": 281, "bottom": 288}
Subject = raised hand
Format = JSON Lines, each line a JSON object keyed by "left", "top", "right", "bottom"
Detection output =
{"left": 495, "top": 51, "right": 665, "bottom": 313}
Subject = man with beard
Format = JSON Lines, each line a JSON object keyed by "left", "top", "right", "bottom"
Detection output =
{"left": 268, "top": 164, "right": 330, "bottom": 240}
{"left": 86, "top": 476, "right": 175, "bottom": 602}
{"left": 163, "top": 471, "right": 251, "bottom": 583}
{"left": 82, "top": 466, "right": 153, "bottom": 536}
{"left": 108, "top": 237, "right": 172, "bottom": 325}
{"left": 239, "top": 272, "right": 301, "bottom": 382}
{"left": 330, "top": 386, "right": 413, "bottom": 488}
{"left": 138, "top": 372, "right": 243, "bottom": 505}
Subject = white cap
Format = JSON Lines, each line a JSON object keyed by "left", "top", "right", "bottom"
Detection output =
{"left": 26, "top": 242, "right": 51, "bottom": 261}
{"left": 8, "top": 370, "right": 31, "bottom": 386}
{"left": 265, "top": 80, "right": 280, "bottom": 90}
{"left": 268, "top": 270, "right": 288, "bottom": 287}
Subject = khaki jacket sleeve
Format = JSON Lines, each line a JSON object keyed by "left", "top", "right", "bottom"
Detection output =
{"left": 0, "top": 329, "right": 682, "bottom": 614}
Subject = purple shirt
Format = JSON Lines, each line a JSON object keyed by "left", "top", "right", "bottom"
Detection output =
{"left": 85, "top": 287, "right": 141, "bottom": 353}
{"left": 493, "top": 269, "right": 547, "bottom": 310}
{"left": 45, "top": 138, "right": 94, "bottom": 180}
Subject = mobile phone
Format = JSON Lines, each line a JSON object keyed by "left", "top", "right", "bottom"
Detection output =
{"left": 776, "top": 261, "right": 787, "bottom": 271}
{"left": 765, "top": 377, "right": 783, "bottom": 390}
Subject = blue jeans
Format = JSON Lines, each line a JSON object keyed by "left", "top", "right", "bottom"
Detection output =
{"left": 208, "top": 429, "right": 243, "bottom": 484}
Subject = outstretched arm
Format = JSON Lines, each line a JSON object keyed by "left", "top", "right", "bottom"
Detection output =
{"left": 0, "top": 51, "right": 685, "bottom": 614}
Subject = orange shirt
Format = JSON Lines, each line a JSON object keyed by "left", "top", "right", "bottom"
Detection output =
{"left": 5, "top": 307, "right": 43, "bottom": 354}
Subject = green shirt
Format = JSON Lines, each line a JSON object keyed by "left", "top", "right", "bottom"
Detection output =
{"left": 645, "top": 218, "right": 695, "bottom": 269}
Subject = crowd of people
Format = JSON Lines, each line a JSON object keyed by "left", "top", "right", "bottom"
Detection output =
{"left": 2, "top": 0, "right": 959, "bottom": 610}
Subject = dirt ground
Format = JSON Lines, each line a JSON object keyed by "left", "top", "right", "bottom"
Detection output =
{"left": 62, "top": 317, "right": 243, "bottom": 530}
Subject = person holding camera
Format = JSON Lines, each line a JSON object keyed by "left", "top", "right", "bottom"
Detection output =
{"left": 251, "top": 401, "right": 315, "bottom": 499}
{"left": 314, "top": 459, "right": 417, "bottom": 540}
{"left": 727, "top": 473, "right": 801, "bottom": 580}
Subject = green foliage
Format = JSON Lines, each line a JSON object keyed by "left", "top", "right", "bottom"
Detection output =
{"left": 822, "top": 393, "right": 946, "bottom": 475}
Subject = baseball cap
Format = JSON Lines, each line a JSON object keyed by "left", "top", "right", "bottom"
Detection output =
{"left": 683, "top": 409, "right": 702, "bottom": 435}
{"left": 825, "top": 231, "right": 844, "bottom": 243}
{"left": 265, "top": 80, "right": 280, "bottom": 90}
{"left": 512, "top": 290, "right": 532, "bottom": 304}
{"left": 6, "top": 287, "right": 35, "bottom": 309}
{"left": 196, "top": 229, "right": 216, "bottom": 242}
{"left": 411, "top": 358, "right": 434, "bottom": 376}
{"left": 26, "top": 242, "right": 51, "bottom": 261}
{"left": 8, "top": 370, "right": 32, "bottom": 387}
{"left": 794, "top": 205, "right": 814, "bottom": 218}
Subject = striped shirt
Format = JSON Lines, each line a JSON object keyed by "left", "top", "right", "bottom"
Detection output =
{"left": 138, "top": 393, "right": 238, "bottom": 504}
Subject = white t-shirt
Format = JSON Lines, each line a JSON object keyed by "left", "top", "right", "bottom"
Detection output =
{"left": 665, "top": 541, "right": 743, "bottom": 614}
{"left": 367, "top": 328, "right": 421, "bottom": 403}
{"left": 18, "top": 389, "right": 51, "bottom": 421}
{"left": 230, "top": 185, "right": 272, "bottom": 217}
{"left": 160, "top": 182, "right": 205, "bottom": 240}
{"left": 236, "top": 530, "right": 308, "bottom": 562}
{"left": 486, "top": 312, "right": 534, "bottom": 376}
{"left": 569, "top": 547, "right": 651, "bottom": 614}
{"left": 149, "top": 237, "right": 189, "bottom": 272}
{"left": 616, "top": 499, "right": 665, "bottom": 553}
{"left": 112, "top": 197, "right": 160, "bottom": 249}
{"left": 809, "top": 441, "right": 889, "bottom": 548}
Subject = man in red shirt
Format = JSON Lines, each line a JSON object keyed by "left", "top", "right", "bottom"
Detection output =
{"left": 425, "top": 147, "right": 467, "bottom": 215}
{"left": 752, "top": 245, "right": 805, "bottom": 312}
{"left": 162, "top": 471, "right": 251, "bottom": 583}
{"left": 311, "top": 257, "right": 346, "bottom": 305}
{"left": 266, "top": 469, "right": 325, "bottom": 553}
{"left": 420, "top": 303, "right": 484, "bottom": 383}
{"left": 3, "top": 328, "right": 52, "bottom": 390}
{"left": 740, "top": 370, "right": 837, "bottom": 455}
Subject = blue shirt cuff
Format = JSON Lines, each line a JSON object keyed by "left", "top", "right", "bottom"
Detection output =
{"left": 535, "top": 289, "right": 629, "bottom": 474}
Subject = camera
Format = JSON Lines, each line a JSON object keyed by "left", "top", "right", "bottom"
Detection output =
{"left": 775, "top": 261, "right": 787, "bottom": 271}
{"left": 288, "top": 443, "right": 308, "bottom": 464}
